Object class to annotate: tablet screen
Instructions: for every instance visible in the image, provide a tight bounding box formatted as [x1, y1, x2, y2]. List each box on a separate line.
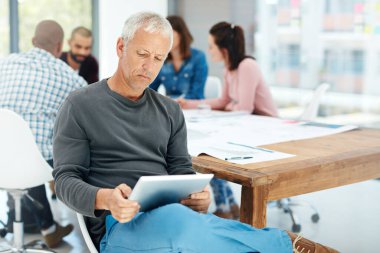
[129, 174, 213, 211]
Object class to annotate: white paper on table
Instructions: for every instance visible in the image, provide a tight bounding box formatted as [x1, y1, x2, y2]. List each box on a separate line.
[190, 141, 295, 165]
[184, 109, 250, 123]
[184, 110, 357, 165]
[185, 112, 358, 151]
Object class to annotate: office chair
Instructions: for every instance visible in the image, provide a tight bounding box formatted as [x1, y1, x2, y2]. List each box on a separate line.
[204, 76, 222, 99]
[273, 198, 319, 233]
[273, 84, 329, 232]
[299, 82, 330, 122]
[76, 213, 98, 253]
[157, 85, 167, 96]
[0, 109, 55, 253]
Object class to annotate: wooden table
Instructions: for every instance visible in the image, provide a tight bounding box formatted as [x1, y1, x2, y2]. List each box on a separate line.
[192, 128, 380, 227]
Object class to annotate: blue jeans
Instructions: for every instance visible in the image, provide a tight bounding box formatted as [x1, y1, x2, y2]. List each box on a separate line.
[210, 178, 237, 212]
[100, 204, 292, 253]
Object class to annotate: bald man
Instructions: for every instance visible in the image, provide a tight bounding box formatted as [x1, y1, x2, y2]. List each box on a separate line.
[60, 26, 99, 84]
[0, 20, 87, 248]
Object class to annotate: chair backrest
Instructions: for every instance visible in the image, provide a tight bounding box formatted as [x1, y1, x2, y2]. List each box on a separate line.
[0, 109, 53, 189]
[299, 83, 330, 122]
[204, 76, 222, 99]
[76, 213, 98, 253]
[157, 85, 166, 96]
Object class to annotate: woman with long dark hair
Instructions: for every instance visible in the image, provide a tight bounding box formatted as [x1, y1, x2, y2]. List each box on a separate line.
[150, 16, 208, 99]
[178, 22, 278, 219]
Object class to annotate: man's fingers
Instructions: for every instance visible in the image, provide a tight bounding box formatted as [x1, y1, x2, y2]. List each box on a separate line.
[189, 191, 210, 200]
[180, 188, 211, 214]
[181, 198, 209, 206]
[111, 202, 140, 223]
[116, 183, 132, 198]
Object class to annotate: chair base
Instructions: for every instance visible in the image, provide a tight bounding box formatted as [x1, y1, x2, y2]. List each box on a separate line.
[0, 239, 56, 253]
[275, 198, 320, 233]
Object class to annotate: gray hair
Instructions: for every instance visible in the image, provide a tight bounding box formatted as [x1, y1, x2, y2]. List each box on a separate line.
[121, 12, 173, 49]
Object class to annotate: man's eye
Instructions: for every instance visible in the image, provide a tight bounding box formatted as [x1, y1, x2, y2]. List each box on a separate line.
[137, 52, 147, 57]
[155, 57, 163, 62]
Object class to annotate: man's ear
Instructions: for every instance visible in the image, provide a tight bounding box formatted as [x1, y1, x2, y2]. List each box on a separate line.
[116, 37, 124, 57]
[55, 41, 63, 58]
[32, 37, 36, 47]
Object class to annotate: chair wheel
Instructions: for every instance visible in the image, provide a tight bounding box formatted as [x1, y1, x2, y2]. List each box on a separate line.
[292, 224, 301, 233]
[311, 214, 320, 223]
[0, 228, 7, 238]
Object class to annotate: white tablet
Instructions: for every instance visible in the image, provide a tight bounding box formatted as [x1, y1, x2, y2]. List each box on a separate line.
[129, 174, 214, 212]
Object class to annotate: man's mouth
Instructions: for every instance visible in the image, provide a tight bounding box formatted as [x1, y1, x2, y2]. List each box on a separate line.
[138, 75, 150, 80]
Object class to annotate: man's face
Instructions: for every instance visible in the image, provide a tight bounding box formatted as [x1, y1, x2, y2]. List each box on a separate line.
[118, 28, 171, 93]
[68, 34, 92, 63]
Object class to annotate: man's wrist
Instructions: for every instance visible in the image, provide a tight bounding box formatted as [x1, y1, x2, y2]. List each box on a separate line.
[95, 188, 113, 210]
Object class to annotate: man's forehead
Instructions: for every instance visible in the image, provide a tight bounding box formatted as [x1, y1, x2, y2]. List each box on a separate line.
[72, 34, 92, 43]
[128, 28, 171, 54]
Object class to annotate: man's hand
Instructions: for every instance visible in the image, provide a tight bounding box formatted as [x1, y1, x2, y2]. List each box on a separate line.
[180, 186, 211, 213]
[96, 184, 140, 223]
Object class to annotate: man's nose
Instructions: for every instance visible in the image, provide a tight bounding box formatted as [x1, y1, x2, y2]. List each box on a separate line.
[79, 48, 88, 56]
[142, 58, 155, 71]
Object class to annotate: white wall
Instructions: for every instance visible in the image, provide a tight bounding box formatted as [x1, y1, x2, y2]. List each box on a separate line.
[98, 0, 168, 78]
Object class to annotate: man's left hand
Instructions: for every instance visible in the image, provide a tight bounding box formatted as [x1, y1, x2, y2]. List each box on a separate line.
[180, 187, 211, 213]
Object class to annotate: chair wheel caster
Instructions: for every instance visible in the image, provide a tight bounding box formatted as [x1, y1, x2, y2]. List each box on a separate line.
[311, 213, 320, 223]
[292, 224, 301, 233]
[0, 228, 7, 238]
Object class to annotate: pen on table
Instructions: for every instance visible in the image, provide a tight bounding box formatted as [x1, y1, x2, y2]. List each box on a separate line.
[225, 156, 253, 161]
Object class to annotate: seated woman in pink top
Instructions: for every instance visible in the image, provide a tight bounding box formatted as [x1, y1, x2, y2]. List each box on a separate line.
[178, 22, 277, 116]
[178, 22, 277, 219]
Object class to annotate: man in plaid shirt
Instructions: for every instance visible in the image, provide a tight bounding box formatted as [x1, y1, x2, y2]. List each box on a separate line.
[0, 20, 87, 248]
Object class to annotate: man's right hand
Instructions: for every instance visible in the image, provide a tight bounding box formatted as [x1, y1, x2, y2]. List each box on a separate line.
[95, 184, 140, 223]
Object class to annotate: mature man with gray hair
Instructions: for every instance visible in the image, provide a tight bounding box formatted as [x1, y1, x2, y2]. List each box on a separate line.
[53, 12, 338, 253]
[0, 20, 87, 248]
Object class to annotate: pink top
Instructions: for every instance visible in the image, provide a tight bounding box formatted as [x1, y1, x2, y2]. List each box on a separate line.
[184, 58, 277, 116]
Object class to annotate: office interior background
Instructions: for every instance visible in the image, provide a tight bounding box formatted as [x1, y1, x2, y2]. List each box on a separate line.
[0, 0, 379, 252]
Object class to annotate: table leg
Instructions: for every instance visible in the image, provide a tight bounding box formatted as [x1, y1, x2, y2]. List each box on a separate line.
[240, 185, 268, 228]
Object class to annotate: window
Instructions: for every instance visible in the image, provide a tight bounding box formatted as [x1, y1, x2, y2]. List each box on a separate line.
[0, 0, 9, 57]
[18, 0, 92, 52]
[352, 50, 364, 74]
[275, 45, 300, 70]
[325, 0, 363, 14]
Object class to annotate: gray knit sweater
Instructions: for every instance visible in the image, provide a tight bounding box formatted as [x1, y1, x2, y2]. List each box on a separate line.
[53, 79, 194, 247]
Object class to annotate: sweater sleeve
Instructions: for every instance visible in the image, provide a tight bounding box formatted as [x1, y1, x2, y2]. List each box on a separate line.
[204, 71, 230, 110]
[228, 60, 259, 112]
[53, 97, 101, 217]
[166, 104, 195, 175]
[166, 103, 195, 175]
